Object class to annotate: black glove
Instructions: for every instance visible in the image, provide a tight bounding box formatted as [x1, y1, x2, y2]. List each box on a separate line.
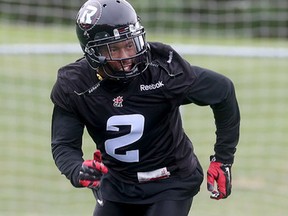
[79, 150, 108, 189]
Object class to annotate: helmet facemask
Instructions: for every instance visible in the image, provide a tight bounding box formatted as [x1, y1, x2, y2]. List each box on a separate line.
[84, 22, 149, 80]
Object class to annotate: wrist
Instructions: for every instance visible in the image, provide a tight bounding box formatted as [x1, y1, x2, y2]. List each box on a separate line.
[71, 164, 84, 188]
[210, 155, 233, 165]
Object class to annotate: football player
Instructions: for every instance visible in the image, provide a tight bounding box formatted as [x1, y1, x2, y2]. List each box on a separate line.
[50, 0, 240, 215]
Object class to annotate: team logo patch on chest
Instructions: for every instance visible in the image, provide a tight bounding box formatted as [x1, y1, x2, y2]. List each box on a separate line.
[113, 96, 124, 107]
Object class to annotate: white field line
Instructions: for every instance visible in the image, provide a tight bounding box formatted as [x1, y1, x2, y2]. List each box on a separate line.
[0, 43, 288, 58]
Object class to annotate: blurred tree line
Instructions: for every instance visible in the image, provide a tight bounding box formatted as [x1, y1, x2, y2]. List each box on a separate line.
[0, 0, 287, 38]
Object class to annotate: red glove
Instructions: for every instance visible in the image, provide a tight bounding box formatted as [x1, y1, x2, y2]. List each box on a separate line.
[207, 156, 232, 200]
[79, 150, 108, 189]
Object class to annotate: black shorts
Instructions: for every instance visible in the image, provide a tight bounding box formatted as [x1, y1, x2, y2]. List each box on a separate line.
[93, 197, 193, 216]
[99, 161, 204, 204]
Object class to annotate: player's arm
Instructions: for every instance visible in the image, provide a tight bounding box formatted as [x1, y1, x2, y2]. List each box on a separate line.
[50, 72, 108, 189]
[51, 105, 85, 187]
[184, 67, 240, 199]
[51, 105, 108, 189]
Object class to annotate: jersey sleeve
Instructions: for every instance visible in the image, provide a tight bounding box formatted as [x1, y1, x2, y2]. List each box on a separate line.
[51, 105, 85, 187]
[50, 68, 85, 187]
[184, 67, 240, 164]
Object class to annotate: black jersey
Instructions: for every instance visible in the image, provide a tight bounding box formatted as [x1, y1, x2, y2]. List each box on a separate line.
[51, 42, 240, 203]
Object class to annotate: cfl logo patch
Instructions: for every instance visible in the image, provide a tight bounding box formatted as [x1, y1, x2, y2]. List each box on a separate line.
[113, 96, 124, 107]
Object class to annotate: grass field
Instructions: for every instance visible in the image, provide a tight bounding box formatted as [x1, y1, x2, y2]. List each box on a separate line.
[0, 24, 287, 215]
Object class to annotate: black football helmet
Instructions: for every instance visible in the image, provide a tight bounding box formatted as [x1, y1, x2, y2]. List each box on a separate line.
[76, 0, 149, 80]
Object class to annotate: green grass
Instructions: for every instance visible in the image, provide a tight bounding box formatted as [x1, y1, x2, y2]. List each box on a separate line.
[0, 24, 288, 215]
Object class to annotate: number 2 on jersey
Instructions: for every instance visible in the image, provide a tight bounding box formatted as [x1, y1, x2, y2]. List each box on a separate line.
[105, 114, 144, 162]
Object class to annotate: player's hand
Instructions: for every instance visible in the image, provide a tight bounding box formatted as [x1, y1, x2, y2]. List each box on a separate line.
[79, 150, 108, 189]
[207, 156, 232, 200]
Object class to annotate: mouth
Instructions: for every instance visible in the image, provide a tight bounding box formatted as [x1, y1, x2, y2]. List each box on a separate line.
[118, 63, 134, 72]
[123, 65, 132, 71]
[107, 60, 135, 72]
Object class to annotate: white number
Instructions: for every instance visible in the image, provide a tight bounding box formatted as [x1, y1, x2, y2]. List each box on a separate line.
[105, 114, 144, 162]
[80, 5, 98, 24]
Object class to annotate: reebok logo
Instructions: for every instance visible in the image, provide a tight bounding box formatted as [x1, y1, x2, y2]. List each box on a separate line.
[140, 81, 164, 91]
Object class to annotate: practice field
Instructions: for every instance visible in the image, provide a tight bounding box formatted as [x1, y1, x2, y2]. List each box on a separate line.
[0, 26, 287, 215]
